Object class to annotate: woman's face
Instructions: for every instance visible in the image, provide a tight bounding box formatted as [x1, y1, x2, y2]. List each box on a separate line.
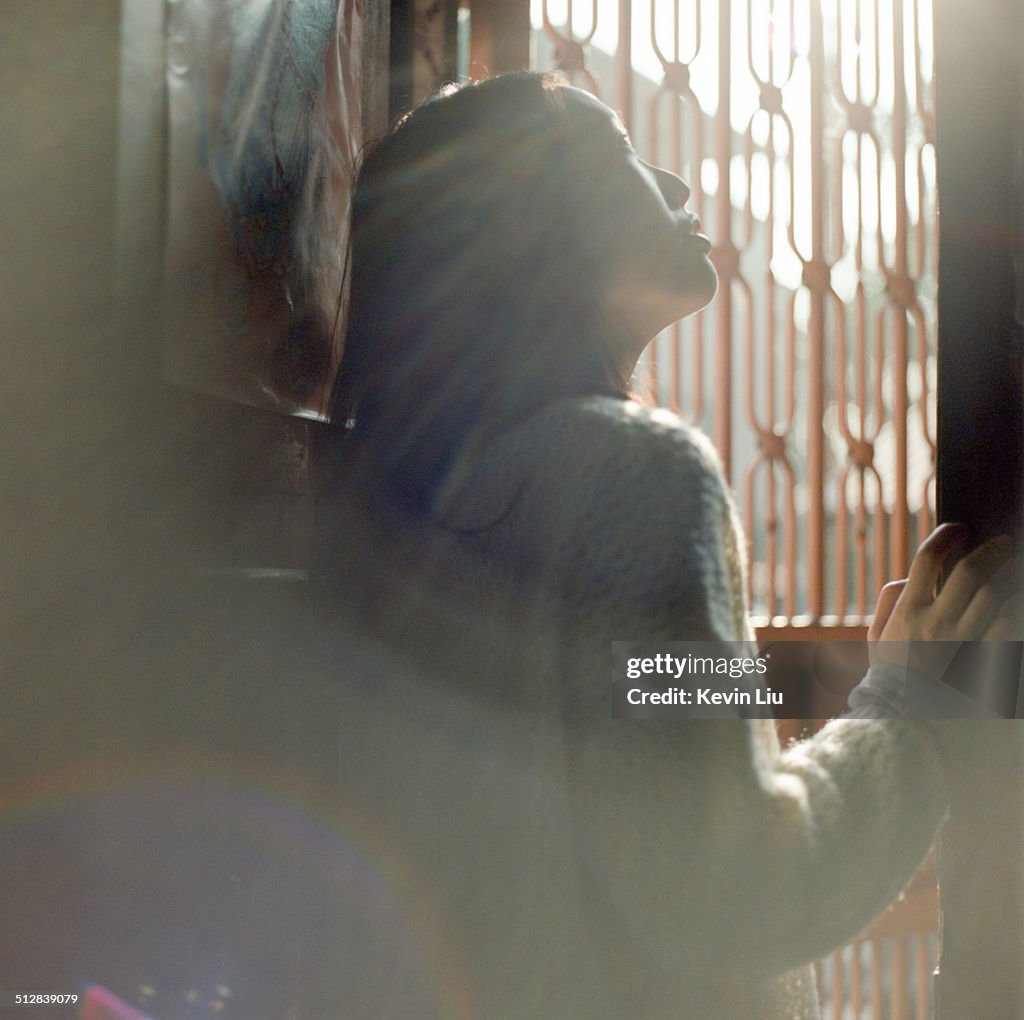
[556, 87, 718, 356]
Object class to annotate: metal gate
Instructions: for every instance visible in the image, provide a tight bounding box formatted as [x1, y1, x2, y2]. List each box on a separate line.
[532, 0, 938, 625]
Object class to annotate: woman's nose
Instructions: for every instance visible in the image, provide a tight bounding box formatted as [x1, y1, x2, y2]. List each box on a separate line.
[648, 163, 691, 208]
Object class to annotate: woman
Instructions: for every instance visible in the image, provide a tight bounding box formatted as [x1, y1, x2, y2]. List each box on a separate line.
[323, 72, 1015, 1018]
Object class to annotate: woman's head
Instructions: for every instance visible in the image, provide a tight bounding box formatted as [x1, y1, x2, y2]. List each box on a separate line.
[552, 86, 718, 346]
[334, 72, 715, 514]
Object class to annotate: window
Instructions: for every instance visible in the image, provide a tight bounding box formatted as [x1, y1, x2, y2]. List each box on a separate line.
[532, 0, 937, 624]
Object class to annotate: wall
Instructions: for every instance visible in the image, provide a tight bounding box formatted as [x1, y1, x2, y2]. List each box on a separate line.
[1, 0, 130, 773]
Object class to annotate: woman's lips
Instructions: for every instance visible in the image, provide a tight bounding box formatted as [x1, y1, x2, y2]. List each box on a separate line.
[680, 217, 712, 251]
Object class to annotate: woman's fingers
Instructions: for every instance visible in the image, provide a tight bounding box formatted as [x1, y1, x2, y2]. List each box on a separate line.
[871, 525, 1017, 652]
[901, 522, 971, 606]
[869, 527, 1019, 679]
[868, 580, 906, 642]
[933, 534, 1015, 636]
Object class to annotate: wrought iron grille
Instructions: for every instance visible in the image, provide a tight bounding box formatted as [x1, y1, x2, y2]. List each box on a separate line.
[533, 0, 937, 624]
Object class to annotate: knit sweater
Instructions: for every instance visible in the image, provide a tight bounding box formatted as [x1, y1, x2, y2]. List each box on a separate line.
[324, 395, 949, 1019]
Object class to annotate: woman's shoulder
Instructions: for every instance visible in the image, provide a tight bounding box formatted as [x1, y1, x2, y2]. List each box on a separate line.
[516, 397, 751, 642]
[525, 395, 730, 507]
[522, 394, 724, 476]
[437, 394, 733, 529]
[435, 393, 751, 642]
[435, 395, 729, 532]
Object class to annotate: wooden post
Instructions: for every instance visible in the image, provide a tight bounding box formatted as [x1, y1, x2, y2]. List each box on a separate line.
[467, 0, 531, 79]
[933, 0, 1024, 1016]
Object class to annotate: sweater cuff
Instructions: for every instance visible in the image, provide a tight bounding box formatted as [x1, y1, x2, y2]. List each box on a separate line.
[847, 662, 1001, 719]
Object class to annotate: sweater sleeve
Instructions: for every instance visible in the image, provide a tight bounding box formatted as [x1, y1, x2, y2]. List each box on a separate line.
[521, 398, 948, 979]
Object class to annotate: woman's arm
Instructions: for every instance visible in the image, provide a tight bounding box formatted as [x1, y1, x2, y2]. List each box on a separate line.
[527, 399, 949, 977]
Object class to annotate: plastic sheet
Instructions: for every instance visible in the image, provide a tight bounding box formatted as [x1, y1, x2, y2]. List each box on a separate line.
[123, 0, 364, 419]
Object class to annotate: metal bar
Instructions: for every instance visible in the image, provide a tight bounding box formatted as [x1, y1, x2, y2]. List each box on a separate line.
[713, 0, 733, 478]
[831, 949, 843, 1016]
[804, 0, 827, 618]
[914, 935, 930, 1020]
[892, 936, 909, 1019]
[870, 940, 882, 1020]
[615, 0, 633, 129]
[889, 0, 910, 577]
[851, 940, 862, 1015]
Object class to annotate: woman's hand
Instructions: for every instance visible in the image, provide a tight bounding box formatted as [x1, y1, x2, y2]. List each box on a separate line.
[869, 523, 1020, 676]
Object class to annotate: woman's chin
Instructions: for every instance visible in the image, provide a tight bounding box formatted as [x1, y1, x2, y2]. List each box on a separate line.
[669, 272, 718, 324]
[608, 273, 718, 346]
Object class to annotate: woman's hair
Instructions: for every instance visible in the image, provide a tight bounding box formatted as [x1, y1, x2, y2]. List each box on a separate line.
[331, 71, 631, 516]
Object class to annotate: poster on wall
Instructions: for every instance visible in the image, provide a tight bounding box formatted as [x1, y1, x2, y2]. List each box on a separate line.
[119, 0, 364, 419]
